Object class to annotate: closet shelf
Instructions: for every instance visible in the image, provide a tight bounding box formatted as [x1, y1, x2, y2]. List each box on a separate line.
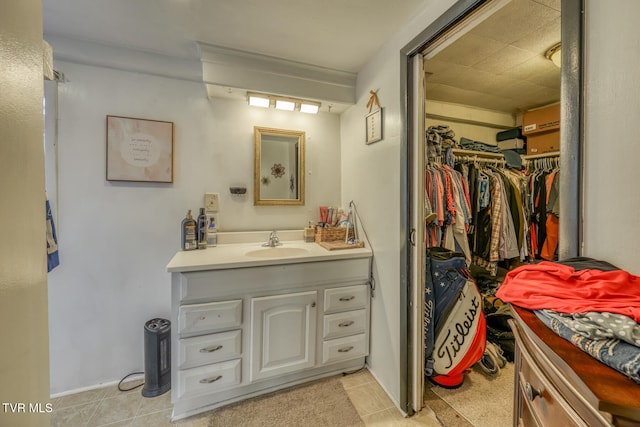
[452, 148, 505, 159]
[426, 113, 514, 130]
[522, 151, 560, 160]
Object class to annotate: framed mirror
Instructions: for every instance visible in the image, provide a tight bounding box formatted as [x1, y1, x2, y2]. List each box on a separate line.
[254, 126, 305, 206]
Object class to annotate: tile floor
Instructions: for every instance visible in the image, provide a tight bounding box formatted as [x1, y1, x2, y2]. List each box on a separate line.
[50, 370, 460, 426]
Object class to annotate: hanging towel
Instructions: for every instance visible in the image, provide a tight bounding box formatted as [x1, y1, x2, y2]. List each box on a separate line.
[46, 199, 59, 272]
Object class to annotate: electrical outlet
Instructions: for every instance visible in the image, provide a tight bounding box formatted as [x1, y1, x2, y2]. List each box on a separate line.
[205, 193, 219, 212]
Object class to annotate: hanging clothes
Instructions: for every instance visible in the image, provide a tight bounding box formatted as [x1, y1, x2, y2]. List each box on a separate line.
[453, 157, 529, 275]
[425, 163, 473, 265]
[523, 156, 560, 260]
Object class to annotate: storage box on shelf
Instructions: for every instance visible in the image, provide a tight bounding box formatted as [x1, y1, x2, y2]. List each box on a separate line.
[523, 104, 560, 135]
[496, 126, 524, 141]
[526, 131, 559, 155]
[523, 104, 560, 155]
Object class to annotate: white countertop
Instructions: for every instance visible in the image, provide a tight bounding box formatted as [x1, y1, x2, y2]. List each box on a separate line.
[166, 234, 372, 273]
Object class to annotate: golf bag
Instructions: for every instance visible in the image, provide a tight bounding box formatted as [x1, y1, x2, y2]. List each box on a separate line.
[424, 247, 486, 388]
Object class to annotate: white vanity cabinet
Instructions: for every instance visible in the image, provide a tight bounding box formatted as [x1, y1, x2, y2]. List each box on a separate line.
[173, 300, 243, 401]
[321, 285, 369, 364]
[250, 290, 317, 381]
[168, 249, 371, 422]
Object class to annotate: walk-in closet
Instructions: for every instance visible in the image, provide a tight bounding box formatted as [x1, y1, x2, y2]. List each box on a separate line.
[407, 0, 569, 417]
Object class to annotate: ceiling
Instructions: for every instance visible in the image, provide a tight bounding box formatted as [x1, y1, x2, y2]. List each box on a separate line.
[42, 0, 426, 74]
[424, 0, 561, 115]
[42, 0, 560, 116]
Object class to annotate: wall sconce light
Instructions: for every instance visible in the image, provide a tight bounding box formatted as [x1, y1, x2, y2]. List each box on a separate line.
[247, 92, 321, 114]
[545, 42, 561, 68]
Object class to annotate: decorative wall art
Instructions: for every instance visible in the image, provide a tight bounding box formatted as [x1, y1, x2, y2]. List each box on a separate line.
[366, 109, 383, 144]
[106, 115, 174, 183]
[271, 163, 285, 178]
[365, 90, 383, 145]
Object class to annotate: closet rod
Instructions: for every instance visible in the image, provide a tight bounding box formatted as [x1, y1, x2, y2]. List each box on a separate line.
[521, 151, 560, 160]
[426, 113, 514, 130]
[452, 148, 504, 159]
[454, 155, 506, 166]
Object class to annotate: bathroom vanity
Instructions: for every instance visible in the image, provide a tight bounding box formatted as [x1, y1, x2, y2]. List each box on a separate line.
[166, 231, 372, 421]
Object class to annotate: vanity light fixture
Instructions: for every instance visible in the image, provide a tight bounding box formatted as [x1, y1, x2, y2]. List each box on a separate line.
[247, 92, 321, 114]
[275, 99, 296, 111]
[545, 42, 561, 68]
[248, 93, 270, 108]
[299, 101, 320, 114]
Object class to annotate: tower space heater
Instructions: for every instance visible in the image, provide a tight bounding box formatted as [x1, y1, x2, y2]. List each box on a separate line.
[142, 318, 171, 397]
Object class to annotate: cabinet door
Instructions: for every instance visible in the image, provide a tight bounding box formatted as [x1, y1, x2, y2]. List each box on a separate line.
[250, 291, 317, 382]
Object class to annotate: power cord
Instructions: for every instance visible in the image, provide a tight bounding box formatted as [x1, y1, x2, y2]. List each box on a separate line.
[117, 372, 144, 392]
[342, 365, 367, 376]
[349, 200, 376, 297]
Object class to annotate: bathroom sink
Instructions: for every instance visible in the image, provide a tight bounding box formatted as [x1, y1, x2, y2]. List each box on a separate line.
[244, 247, 310, 258]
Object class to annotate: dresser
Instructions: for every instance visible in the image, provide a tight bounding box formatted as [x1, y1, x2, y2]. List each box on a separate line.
[509, 305, 640, 427]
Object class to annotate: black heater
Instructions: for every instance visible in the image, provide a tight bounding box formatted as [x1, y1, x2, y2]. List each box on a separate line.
[142, 318, 171, 397]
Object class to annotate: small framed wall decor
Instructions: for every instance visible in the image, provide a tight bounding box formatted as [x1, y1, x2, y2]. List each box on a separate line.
[365, 108, 383, 144]
[106, 115, 174, 183]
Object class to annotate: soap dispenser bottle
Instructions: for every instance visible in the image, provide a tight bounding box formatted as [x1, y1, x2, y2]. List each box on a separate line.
[181, 210, 197, 251]
[196, 208, 208, 249]
[207, 214, 218, 247]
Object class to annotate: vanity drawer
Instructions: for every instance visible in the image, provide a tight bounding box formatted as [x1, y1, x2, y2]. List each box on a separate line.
[324, 285, 367, 313]
[178, 300, 242, 335]
[519, 342, 587, 427]
[178, 330, 242, 369]
[322, 334, 366, 364]
[175, 359, 241, 400]
[323, 309, 366, 340]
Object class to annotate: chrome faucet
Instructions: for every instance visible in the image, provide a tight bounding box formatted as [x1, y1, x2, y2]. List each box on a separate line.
[262, 230, 281, 247]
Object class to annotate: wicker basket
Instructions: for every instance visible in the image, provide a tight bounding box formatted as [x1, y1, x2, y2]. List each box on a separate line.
[314, 226, 355, 243]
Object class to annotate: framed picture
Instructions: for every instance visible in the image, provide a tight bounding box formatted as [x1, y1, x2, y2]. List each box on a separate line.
[106, 115, 174, 183]
[365, 108, 383, 144]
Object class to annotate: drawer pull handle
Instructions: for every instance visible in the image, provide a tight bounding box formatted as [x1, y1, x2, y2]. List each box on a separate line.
[338, 346, 354, 353]
[338, 321, 355, 327]
[525, 382, 543, 401]
[199, 375, 222, 384]
[339, 296, 355, 302]
[200, 345, 223, 353]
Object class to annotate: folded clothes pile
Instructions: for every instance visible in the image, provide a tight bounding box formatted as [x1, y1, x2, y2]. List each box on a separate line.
[459, 137, 502, 153]
[426, 125, 457, 162]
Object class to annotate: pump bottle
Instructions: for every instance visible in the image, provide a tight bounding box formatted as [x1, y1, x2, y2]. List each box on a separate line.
[181, 210, 197, 251]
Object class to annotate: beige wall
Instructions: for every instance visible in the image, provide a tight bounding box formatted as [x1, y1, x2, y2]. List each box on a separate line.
[0, 1, 51, 426]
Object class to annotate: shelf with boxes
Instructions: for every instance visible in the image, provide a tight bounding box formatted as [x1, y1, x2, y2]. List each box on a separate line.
[522, 104, 560, 156]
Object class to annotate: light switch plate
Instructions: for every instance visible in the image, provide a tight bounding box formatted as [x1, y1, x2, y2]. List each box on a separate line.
[205, 193, 219, 212]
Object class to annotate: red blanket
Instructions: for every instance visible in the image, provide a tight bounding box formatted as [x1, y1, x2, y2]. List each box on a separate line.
[496, 262, 640, 322]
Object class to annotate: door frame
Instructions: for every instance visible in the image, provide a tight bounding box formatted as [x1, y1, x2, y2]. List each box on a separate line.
[399, 0, 584, 414]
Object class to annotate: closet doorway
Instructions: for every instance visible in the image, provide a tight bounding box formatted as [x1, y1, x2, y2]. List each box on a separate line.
[401, 0, 583, 415]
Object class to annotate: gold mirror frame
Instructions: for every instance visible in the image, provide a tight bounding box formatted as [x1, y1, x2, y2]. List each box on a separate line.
[254, 126, 305, 206]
